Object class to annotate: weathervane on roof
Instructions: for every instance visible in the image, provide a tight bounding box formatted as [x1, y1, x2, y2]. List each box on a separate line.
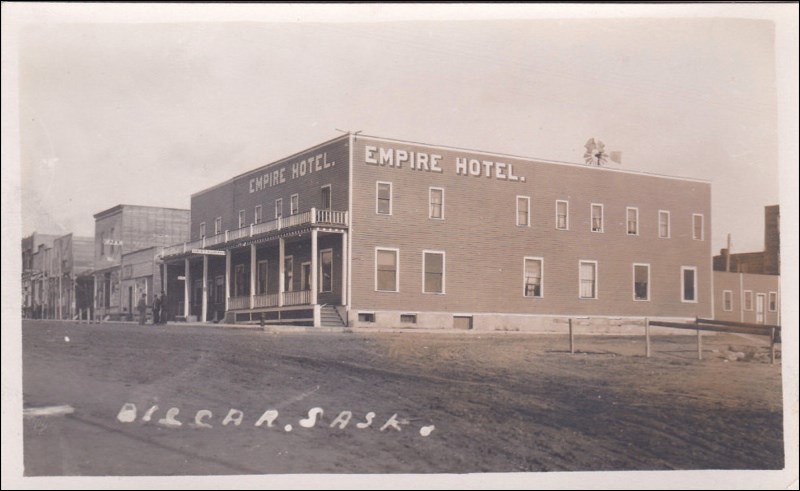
[584, 138, 622, 167]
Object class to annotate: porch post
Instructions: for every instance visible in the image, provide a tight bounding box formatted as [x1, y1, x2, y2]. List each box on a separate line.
[202, 255, 208, 322]
[71, 276, 77, 320]
[250, 244, 256, 309]
[225, 250, 231, 312]
[184, 258, 190, 319]
[311, 229, 318, 306]
[92, 273, 98, 321]
[341, 231, 348, 307]
[278, 238, 285, 307]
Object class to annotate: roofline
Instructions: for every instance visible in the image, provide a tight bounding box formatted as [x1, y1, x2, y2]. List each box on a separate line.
[191, 133, 350, 198]
[121, 245, 158, 257]
[53, 232, 94, 242]
[93, 204, 190, 219]
[357, 134, 712, 184]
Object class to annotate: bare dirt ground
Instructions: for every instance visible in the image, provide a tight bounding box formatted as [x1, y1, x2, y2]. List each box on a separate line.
[20, 320, 784, 475]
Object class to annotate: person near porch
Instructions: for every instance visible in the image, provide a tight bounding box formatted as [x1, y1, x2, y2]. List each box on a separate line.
[152, 293, 162, 325]
[137, 293, 147, 325]
[159, 291, 168, 324]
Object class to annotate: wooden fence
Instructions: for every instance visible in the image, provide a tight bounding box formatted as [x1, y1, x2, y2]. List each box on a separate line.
[567, 317, 781, 364]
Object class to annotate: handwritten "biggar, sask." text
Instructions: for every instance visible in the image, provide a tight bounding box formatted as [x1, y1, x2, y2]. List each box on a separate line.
[117, 403, 436, 437]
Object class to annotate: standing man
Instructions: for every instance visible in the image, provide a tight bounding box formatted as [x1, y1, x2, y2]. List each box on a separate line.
[137, 293, 147, 325]
[159, 290, 168, 324]
[152, 293, 162, 325]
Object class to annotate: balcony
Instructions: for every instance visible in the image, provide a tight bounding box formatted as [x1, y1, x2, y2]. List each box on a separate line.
[228, 290, 311, 311]
[161, 208, 347, 259]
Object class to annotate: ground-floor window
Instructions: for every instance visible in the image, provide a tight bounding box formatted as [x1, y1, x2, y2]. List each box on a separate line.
[633, 263, 649, 301]
[723, 290, 733, 311]
[193, 279, 203, 305]
[215, 276, 225, 303]
[768, 292, 777, 312]
[423, 251, 445, 294]
[301, 262, 311, 291]
[376, 248, 399, 292]
[320, 249, 333, 293]
[681, 266, 697, 303]
[234, 264, 246, 297]
[523, 257, 543, 298]
[579, 261, 597, 299]
[257, 260, 268, 295]
[285, 256, 294, 292]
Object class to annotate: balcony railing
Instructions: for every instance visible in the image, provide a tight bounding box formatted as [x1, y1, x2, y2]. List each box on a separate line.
[160, 208, 347, 259]
[316, 209, 348, 225]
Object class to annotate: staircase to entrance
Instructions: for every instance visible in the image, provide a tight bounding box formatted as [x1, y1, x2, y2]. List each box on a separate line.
[320, 305, 347, 328]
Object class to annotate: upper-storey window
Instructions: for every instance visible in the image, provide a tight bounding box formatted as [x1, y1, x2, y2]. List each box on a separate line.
[377, 182, 392, 215]
[626, 207, 639, 235]
[693, 214, 704, 241]
[290, 194, 299, 216]
[591, 204, 604, 232]
[275, 199, 283, 219]
[214, 217, 222, 235]
[556, 200, 569, 230]
[199, 222, 206, 239]
[238, 210, 246, 229]
[516, 196, 530, 227]
[659, 210, 670, 238]
[321, 185, 332, 210]
[254, 205, 262, 224]
[429, 188, 444, 219]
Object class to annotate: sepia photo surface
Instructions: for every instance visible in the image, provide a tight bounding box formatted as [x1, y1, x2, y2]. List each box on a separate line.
[2, 3, 798, 489]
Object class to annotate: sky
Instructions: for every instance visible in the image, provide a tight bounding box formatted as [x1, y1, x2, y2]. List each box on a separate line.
[14, 7, 785, 254]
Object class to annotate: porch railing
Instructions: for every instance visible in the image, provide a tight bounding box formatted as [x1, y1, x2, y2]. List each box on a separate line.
[161, 209, 348, 259]
[282, 290, 311, 306]
[252, 293, 280, 308]
[228, 296, 250, 310]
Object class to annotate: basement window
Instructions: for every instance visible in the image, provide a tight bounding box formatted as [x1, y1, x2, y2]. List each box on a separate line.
[358, 312, 375, 323]
[400, 314, 417, 324]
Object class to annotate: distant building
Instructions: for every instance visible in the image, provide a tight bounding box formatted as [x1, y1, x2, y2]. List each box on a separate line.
[52, 233, 95, 319]
[714, 271, 779, 325]
[713, 205, 780, 275]
[712, 205, 780, 325]
[93, 205, 190, 320]
[21, 232, 59, 319]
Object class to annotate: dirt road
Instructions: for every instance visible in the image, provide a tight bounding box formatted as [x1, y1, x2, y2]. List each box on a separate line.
[21, 320, 783, 475]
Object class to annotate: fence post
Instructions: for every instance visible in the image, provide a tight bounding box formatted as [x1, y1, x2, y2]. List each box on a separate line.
[770, 327, 776, 365]
[645, 317, 651, 358]
[696, 317, 702, 360]
[569, 318, 575, 355]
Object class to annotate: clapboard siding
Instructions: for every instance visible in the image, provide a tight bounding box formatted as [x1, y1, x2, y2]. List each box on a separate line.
[349, 135, 712, 318]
